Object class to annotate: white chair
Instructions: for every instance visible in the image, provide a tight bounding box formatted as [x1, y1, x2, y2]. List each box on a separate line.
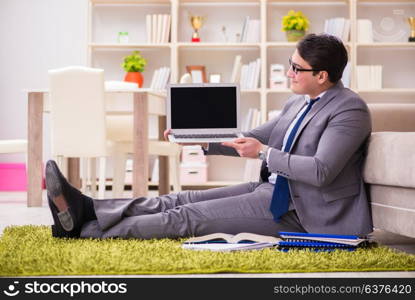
[48, 66, 181, 198]
[49, 66, 121, 198]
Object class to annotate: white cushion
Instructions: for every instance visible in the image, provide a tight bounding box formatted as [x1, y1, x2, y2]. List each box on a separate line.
[0, 139, 27, 154]
[363, 132, 415, 188]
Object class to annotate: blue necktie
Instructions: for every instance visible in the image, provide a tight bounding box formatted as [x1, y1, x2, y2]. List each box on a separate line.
[270, 97, 319, 222]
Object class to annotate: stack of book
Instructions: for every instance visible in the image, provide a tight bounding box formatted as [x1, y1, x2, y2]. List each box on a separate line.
[150, 67, 171, 90]
[356, 65, 382, 90]
[324, 18, 350, 42]
[240, 16, 260, 43]
[277, 232, 369, 252]
[146, 14, 171, 44]
[182, 232, 370, 252]
[239, 58, 261, 90]
[230, 55, 261, 89]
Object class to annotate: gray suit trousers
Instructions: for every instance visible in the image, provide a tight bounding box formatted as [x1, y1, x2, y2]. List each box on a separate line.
[80, 182, 306, 239]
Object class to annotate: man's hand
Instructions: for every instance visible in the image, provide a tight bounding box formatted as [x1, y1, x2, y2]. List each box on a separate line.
[163, 129, 172, 141]
[163, 129, 208, 148]
[222, 137, 263, 158]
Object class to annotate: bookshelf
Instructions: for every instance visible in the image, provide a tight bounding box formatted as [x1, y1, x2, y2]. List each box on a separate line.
[87, 0, 415, 187]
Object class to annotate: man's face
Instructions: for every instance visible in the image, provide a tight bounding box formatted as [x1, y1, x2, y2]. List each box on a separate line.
[287, 50, 321, 95]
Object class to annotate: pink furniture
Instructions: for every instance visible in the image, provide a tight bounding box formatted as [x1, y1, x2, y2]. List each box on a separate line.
[0, 163, 27, 191]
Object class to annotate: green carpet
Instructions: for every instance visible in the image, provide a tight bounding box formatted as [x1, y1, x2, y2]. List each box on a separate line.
[1, 225, 414, 276]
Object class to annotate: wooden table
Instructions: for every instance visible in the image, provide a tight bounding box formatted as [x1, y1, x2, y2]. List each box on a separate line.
[27, 88, 169, 207]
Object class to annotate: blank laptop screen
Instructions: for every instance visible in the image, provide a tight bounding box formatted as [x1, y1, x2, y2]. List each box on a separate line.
[170, 86, 237, 129]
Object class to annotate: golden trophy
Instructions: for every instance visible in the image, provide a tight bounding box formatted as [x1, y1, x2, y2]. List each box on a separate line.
[408, 17, 415, 42]
[190, 15, 205, 42]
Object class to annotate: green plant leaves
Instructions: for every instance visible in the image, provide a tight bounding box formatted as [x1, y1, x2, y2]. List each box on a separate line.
[281, 10, 310, 32]
[121, 50, 147, 73]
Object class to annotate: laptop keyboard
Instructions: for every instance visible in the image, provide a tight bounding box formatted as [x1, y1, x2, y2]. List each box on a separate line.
[173, 133, 239, 139]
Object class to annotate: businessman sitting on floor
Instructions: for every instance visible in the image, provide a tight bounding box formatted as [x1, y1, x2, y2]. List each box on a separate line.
[46, 33, 373, 239]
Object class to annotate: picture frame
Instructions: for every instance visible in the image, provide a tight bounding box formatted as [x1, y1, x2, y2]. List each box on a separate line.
[209, 74, 221, 83]
[186, 65, 207, 83]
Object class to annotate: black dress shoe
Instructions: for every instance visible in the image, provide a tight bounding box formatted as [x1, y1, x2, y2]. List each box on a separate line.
[49, 197, 80, 238]
[46, 160, 85, 238]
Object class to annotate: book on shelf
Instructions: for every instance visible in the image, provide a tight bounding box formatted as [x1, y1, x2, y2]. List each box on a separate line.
[247, 61, 255, 89]
[250, 108, 260, 129]
[165, 15, 171, 43]
[151, 14, 157, 43]
[239, 58, 260, 89]
[240, 16, 250, 42]
[230, 55, 242, 83]
[324, 18, 350, 42]
[252, 58, 261, 89]
[357, 19, 373, 43]
[146, 14, 171, 43]
[240, 17, 260, 43]
[146, 14, 152, 43]
[157, 14, 163, 43]
[370, 65, 382, 90]
[150, 67, 171, 90]
[240, 64, 249, 89]
[246, 19, 260, 43]
[356, 65, 382, 90]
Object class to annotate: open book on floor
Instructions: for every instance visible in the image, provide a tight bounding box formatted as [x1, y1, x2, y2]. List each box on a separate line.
[182, 231, 371, 252]
[182, 232, 281, 252]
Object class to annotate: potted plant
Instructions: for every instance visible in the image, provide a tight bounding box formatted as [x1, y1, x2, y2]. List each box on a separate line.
[121, 50, 147, 87]
[281, 10, 310, 42]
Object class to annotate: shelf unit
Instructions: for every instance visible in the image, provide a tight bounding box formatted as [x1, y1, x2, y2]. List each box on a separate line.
[87, 0, 415, 185]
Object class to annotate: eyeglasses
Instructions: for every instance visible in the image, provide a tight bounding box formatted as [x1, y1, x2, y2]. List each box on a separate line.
[288, 58, 321, 75]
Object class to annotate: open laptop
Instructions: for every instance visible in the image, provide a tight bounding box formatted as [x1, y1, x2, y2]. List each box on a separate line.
[167, 83, 243, 143]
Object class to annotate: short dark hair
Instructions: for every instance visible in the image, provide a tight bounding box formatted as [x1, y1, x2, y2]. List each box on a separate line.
[297, 33, 348, 83]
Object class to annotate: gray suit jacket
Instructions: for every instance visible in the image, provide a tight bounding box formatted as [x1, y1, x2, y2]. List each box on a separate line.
[208, 82, 373, 235]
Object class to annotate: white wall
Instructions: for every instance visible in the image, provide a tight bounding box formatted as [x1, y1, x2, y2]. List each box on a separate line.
[0, 0, 87, 162]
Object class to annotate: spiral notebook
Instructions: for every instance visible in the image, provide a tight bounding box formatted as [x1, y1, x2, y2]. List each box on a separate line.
[277, 241, 358, 252]
[278, 232, 369, 246]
